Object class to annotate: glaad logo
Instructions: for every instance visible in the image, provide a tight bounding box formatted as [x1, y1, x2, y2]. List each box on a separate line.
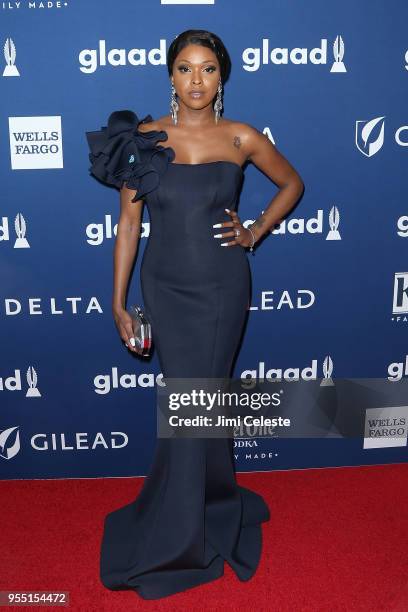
[9, 116, 63, 170]
[241, 355, 334, 383]
[79, 39, 167, 74]
[355, 116, 385, 157]
[0, 426, 20, 460]
[86, 214, 151, 246]
[392, 272, 408, 322]
[242, 35, 347, 72]
[397, 215, 408, 237]
[3, 37, 19, 77]
[94, 367, 165, 394]
[364, 406, 407, 449]
[0, 213, 31, 248]
[1, 367, 42, 397]
[244, 206, 341, 240]
[387, 355, 408, 381]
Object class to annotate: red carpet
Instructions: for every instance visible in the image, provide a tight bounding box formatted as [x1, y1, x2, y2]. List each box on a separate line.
[1, 464, 407, 611]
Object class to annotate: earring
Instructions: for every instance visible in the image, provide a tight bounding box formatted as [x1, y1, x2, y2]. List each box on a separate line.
[170, 81, 179, 125]
[214, 79, 223, 124]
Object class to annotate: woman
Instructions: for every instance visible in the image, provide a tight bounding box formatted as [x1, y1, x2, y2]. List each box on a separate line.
[86, 29, 303, 600]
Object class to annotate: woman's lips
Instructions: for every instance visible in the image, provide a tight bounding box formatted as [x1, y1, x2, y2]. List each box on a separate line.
[189, 92, 204, 98]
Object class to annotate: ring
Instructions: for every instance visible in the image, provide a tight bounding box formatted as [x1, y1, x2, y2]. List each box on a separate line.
[234, 228, 241, 237]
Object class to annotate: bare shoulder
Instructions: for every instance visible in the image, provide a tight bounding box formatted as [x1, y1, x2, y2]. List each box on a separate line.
[137, 114, 172, 133]
[221, 118, 274, 162]
[226, 118, 303, 189]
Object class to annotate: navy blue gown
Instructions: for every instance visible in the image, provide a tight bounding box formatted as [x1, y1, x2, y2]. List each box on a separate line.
[86, 110, 270, 600]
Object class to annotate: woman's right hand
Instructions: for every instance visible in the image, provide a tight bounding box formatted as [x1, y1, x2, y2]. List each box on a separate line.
[113, 306, 143, 355]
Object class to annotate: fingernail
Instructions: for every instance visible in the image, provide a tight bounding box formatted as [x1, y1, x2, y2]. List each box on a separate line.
[213, 234, 223, 238]
[213, 223, 222, 228]
[129, 337, 136, 347]
[220, 242, 228, 246]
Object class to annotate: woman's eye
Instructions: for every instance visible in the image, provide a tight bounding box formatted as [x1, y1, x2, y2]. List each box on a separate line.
[177, 65, 217, 73]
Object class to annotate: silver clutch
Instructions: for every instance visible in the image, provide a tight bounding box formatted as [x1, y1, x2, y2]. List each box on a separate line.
[128, 304, 152, 356]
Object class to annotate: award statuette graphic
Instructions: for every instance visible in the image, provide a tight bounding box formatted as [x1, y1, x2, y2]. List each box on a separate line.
[26, 366, 41, 398]
[330, 34, 346, 73]
[14, 213, 30, 249]
[326, 205, 341, 241]
[320, 355, 334, 387]
[3, 37, 19, 77]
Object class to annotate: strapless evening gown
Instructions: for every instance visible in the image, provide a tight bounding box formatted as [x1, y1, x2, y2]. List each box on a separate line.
[86, 110, 270, 600]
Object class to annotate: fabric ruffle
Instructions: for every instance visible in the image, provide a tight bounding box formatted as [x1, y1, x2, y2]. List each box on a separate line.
[85, 109, 175, 203]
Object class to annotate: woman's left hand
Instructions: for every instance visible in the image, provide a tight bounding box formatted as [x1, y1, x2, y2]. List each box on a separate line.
[212, 209, 254, 248]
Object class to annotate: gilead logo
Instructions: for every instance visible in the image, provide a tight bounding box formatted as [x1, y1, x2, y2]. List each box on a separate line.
[249, 290, 316, 311]
[356, 116, 408, 156]
[31, 432, 128, 451]
[0, 427, 129, 459]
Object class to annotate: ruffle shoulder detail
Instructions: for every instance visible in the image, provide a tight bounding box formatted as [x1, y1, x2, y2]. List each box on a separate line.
[85, 109, 175, 202]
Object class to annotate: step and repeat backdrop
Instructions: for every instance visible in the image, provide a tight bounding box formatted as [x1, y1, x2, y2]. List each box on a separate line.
[1, 0, 407, 480]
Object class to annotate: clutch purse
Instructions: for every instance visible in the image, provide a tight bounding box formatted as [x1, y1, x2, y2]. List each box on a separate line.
[128, 304, 152, 356]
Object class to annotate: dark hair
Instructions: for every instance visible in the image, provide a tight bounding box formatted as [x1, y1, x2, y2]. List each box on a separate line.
[167, 29, 231, 85]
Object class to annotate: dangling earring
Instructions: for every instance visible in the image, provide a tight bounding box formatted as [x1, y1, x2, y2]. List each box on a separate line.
[214, 79, 223, 124]
[170, 81, 179, 125]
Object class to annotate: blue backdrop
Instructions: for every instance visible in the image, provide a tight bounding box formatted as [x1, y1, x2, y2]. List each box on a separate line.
[1, 0, 407, 479]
